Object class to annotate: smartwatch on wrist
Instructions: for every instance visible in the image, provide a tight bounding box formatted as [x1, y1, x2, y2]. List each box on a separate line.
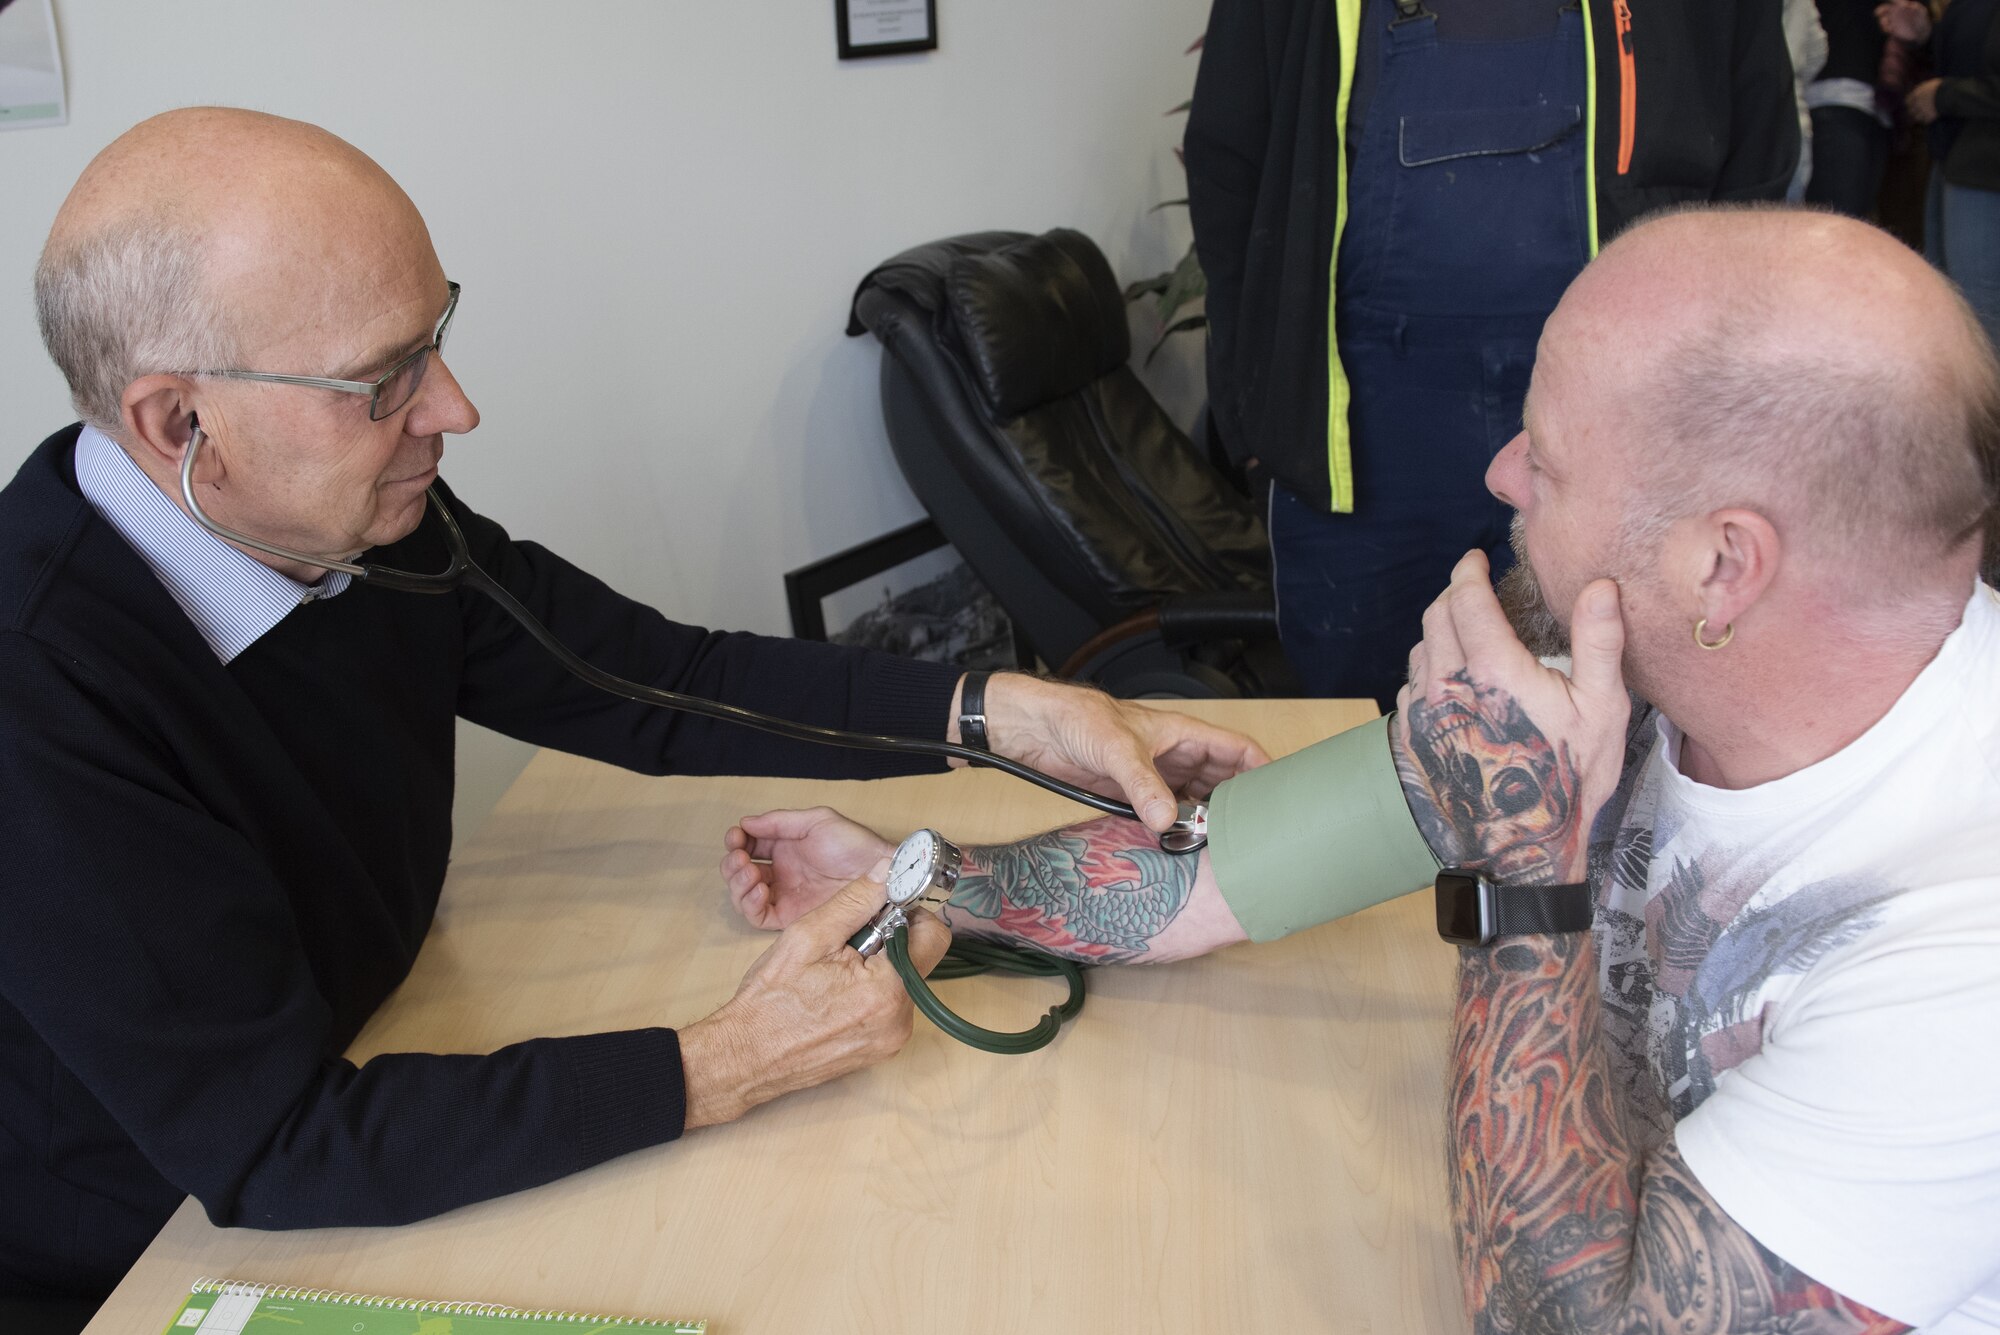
[1434, 867, 1593, 946]
[957, 670, 994, 752]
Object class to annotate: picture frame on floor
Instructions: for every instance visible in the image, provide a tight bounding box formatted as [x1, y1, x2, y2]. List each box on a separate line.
[785, 519, 1030, 670]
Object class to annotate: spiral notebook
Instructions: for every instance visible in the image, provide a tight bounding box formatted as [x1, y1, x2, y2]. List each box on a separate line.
[160, 1277, 705, 1334]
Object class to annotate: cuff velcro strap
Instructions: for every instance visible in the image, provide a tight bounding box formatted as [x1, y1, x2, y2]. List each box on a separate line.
[1207, 714, 1442, 943]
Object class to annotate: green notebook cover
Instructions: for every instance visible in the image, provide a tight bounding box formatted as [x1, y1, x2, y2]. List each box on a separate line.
[161, 1278, 705, 1335]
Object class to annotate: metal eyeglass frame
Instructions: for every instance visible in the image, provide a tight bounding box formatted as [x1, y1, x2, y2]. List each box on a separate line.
[188, 281, 460, 421]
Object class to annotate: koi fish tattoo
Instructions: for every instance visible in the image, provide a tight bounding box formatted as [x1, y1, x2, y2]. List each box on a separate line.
[948, 817, 1197, 964]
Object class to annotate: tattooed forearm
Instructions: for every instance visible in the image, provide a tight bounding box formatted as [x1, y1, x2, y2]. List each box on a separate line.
[1394, 669, 1585, 884]
[1453, 933, 1641, 1330]
[947, 817, 1199, 964]
[1452, 933, 1908, 1335]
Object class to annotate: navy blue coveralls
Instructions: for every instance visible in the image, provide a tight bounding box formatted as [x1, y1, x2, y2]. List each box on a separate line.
[1268, 0, 1591, 708]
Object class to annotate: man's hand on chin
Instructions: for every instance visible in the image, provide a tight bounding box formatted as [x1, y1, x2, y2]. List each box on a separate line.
[1393, 550, 1629, 882]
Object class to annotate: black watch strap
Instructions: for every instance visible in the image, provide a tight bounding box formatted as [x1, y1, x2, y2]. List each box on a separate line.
[957, 671, 993, 751]
[1491, 883, 1594, 938]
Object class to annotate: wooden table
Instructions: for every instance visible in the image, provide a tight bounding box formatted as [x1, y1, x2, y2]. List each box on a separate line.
[86, 699, 1466, 1335]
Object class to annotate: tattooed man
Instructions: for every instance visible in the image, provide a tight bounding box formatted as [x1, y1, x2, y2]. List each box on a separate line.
[724, 208, 2000, 1335]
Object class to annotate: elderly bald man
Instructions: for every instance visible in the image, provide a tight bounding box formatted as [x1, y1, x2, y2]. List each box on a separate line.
[0, 108, 1269, 1316]
[729, 207, 2000, 1332]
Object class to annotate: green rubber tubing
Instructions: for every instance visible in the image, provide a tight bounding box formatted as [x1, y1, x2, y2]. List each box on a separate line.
[887, 927, 1086, 1055]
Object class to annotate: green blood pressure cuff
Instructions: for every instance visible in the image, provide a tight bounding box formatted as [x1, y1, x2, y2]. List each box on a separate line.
[1206, 714, 1442, 943]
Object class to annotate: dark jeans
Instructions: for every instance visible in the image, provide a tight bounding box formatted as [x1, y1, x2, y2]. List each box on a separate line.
[1926, 164, 2000, 350]
[1805, 105, 1889, 219]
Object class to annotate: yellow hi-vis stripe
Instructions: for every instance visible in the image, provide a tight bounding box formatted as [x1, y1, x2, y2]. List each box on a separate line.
[1581, 0, 1601, 256]
[1323, 0, 1602, 515]
[1325, 0, 1362, 514]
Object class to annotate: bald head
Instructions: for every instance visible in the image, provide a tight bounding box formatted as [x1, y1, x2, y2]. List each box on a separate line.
[37, 108, 438, 431]
[1549, 206, 1997, 599]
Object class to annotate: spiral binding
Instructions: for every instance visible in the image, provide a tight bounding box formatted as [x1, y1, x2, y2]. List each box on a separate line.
[188, 1278, 705, 1330]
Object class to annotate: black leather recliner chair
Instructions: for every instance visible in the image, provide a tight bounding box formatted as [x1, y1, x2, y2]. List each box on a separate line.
[846, 229, 1294, 697]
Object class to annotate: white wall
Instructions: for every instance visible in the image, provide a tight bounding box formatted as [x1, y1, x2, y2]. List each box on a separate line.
[0, 1, 1210, 835]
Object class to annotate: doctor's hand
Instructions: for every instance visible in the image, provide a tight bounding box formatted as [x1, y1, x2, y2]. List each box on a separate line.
[678, 860, 950, 1130]
[954, 673, 1271, 833]
[722, 806, 893, 929]
[1394, 551, 1629, 885]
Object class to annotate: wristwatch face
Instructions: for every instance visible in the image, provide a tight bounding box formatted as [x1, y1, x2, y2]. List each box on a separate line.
[1435, 869, 1492, 946]
[887, 829, 942, 906]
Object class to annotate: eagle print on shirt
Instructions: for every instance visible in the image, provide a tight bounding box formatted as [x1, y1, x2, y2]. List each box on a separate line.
[1587, 707, 1899, 1135]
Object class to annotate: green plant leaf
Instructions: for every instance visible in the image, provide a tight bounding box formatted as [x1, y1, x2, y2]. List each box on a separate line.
[1165, 99, 1191, 116]
[1123, 273, 1171, 301]
[1144, 314, 1209, 366]
[1155, 245, 1207, 325]
[1148, 199, 1189, 213]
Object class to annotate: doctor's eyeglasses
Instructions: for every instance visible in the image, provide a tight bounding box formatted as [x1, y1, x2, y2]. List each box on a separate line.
[189, 281, 460, 421]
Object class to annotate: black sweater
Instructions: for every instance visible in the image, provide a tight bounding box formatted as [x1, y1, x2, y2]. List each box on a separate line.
[1185, 0, 1801, 508]
[1934, 0, 2000, 192]
[1814, 0, 1887, 86]
[0, 427, 958, 1298]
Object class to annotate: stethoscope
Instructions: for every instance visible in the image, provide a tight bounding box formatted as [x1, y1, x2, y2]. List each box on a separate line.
[180, 427, 1208, 1053]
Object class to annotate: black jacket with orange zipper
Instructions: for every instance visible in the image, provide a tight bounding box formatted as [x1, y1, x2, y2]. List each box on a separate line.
[1186, 0, 1800, 514]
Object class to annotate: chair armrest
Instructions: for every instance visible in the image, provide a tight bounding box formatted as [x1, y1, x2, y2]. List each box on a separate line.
[1053, 590, 1278, 680]
[1156, 590, 1278, 647]
[1056, 611, 1163, 679]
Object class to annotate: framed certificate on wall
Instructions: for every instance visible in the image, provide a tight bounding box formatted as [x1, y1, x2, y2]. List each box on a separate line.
[836, 0, 938, 59]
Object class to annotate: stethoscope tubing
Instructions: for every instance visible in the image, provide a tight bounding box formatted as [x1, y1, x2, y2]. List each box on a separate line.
[889, 926, 1084, 1054]
[179, 432, 1139, 823]
[181, 433, 1106, 1052]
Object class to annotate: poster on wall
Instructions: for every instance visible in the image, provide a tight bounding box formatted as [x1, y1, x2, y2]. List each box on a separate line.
[836, 0, 937, 59]
[0, 0, 65, 131]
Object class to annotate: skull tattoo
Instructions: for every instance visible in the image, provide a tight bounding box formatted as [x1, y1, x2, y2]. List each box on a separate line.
[1400, 670, 1579, 883]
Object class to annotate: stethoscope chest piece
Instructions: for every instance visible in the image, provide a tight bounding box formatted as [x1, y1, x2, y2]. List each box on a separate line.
[1159, 799, 1208, 854]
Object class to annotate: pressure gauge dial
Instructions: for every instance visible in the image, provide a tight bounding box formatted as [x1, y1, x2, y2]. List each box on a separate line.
[851, 828, 963, 958]
[887, 828, 962, 907]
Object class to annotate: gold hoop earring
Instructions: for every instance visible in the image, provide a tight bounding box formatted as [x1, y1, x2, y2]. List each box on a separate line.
[1693, 618, 1734, 650]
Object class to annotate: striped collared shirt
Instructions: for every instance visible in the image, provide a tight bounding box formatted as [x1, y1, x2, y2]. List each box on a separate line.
[73, 424, 353, 664]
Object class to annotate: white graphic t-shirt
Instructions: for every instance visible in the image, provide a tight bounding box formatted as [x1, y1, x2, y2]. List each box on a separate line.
[1587, 584, 2000, 1332]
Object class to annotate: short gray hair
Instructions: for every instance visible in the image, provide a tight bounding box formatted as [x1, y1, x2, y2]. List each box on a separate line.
[34, 213, 238, 433]
[1618, 292, 1997, 596]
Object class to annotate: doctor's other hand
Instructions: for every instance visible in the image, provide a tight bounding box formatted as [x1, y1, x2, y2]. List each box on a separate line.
[723, 806, 893, 929]
[678, 861, 951, 1130]
[955, 672, 1271, 833]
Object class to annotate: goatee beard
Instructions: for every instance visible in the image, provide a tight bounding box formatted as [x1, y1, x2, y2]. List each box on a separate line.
[1497, 519, 1571, 658]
